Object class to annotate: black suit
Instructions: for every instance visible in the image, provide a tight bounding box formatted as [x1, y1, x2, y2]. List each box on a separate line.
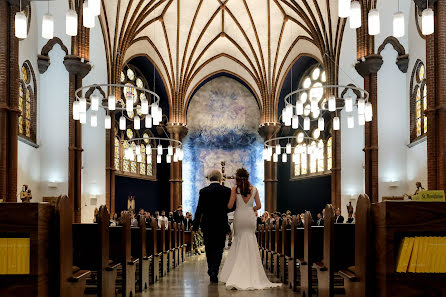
[192, 182, 232, 279]
[316, 218, 324, 226]
[335, 215, 344, 223]
[184, 218, 192, 231]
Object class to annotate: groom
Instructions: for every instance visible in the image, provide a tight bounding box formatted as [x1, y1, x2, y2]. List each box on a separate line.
[192, 170, 233, 283]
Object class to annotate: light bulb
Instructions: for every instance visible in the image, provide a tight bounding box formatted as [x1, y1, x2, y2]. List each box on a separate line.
[422, 8, 434, 35]
[178, 148, 184, 161]
[292, 115, 299, 129]
[105, 115, 111, 129]
[89, 0, 100, 16]
[328, 95, 336, 112]
[393, 12, 405, 38]
[286, 143, 292, 154]
[357, 98, 365, 114]
[296, 100, 303, 115]
[267, 146, 273, 157]
[263, 148, 268, 160]
[126, 98, 133, 113]
[119, 116, 126, 130]
[79, 112, 86, 124]
[73, 101, 80, 120]
[333, 116, 340, 130]
[166, 155, 171, 164]
[141, 99, 149, 114]
[108, 95, 116, 111]
[282, 153, 287, 163]
[345, 96, 353, 112]
[91, 95, 99, 111]
[347, 115, 354, 128]
[338, 0, 351, 18]
[273, 154, 278, 163]
[157, 155, 161, 164]
[318, 117, 325, 131]
[157, 144, 163, 155]
[89, 113, 96, 127]
[15, 11, 27, 39]
[144, 115, 152, 128]
[173, 153, 179, 163]
[350, 1, 361, 29]
[80, 97, 87, 113]
[66, 9, 78, 36]
[134, 115, 140, 130]
[168, 145, 173, 156]
[266, 152, 271, 162]
[135, 146, 141, 155]
[83, 2, 95, 28]
[358, 113, 365, 126]
[42, 13, 54, 39]
[304, 117, 310, 131]
[146, 144, 152, 155]
[275, 144, 281, 155]
[365, 102, 373, 122]
[368, 9, 380, 35]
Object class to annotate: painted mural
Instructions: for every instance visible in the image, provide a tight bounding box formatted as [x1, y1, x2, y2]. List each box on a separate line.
[182, 76, 264, 215]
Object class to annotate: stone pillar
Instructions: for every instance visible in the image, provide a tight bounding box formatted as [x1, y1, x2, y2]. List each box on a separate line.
[259, 123, 280, 212]
[0, 1, 19, 202]
[66, 4, 91, 222]
[426, 0, 446, 192]
[166, 124, 188, 211]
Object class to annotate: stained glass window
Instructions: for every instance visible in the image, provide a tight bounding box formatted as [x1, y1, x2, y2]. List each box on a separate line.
[114, 137, 120, 170]
[327, 137, 332, 171]
[301, 152, 307, 175]
[18, 61, 36, 143]
[294, 154, 301, 176]
[412, 61, 427, 140]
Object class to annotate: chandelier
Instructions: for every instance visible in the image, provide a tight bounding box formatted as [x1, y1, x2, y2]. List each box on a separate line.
[122, 137, 183, 164]
[263, 134, 324, 163]
[281, 84, 371, 131]
[73, 83, 162, 130]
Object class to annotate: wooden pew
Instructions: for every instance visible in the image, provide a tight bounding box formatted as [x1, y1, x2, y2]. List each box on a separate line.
[339, 194, 372, 297]
[109, 212, 139, 297]
[280, 219, 290, 283]
[165, 222, 173, 272]
[266, 223, 273, 269]
[179, 223, 186, 262]
[54, 196, 90, 297]
[146, 218, 160, 283]
[184, 230, 192, 254]
[157, 221, 168, 277]
[298, 212, 324, 297]
[172, 222, 179, 268]
[258, 224, 264, 262]
[273, 221, 283, 277]
[131, 218, 149, 292]
[314, 205, 355, 297]
[73, 206, 120, 297]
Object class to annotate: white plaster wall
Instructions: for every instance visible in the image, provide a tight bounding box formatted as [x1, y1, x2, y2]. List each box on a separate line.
[339, 18, 365, 217]
[17, 2, 42, 201]
[81, 20, 107, 223]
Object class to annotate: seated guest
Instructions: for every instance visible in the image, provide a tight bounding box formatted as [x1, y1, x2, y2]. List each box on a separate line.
[262, 211, 270, 224]
[174, 205, 184, 223]
[110, 212, 118, 226]
[130, 211, 138, 227]
[184, 212, 193, 231]
[137, 208, 145, 223]
[334, 208, 344, 223]
[168, 211, 174, 222]
[316, 212, 324, 226]
[158, 210, 169, 229]
[93, 207, 99, 223]
[286, 210, 291, 216]
[144, 212, 152, 225]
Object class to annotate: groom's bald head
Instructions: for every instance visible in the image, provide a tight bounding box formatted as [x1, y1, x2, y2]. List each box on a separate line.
[208, 170, 222, 182]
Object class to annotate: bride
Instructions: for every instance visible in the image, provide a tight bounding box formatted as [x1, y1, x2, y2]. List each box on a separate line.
[219, 168, 281, 290]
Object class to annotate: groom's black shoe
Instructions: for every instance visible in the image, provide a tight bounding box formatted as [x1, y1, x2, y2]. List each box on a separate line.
[210, 272, 219, 283]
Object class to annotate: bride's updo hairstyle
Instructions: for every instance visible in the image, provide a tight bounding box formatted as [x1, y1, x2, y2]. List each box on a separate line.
[236, 168, 251, 197]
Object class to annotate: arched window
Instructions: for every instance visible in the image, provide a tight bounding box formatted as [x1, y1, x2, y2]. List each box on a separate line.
[291, 64, 331, 179]
[18, 61, 37, 144]
[113, 65, 156, 180]
[410, 60, 427, 141]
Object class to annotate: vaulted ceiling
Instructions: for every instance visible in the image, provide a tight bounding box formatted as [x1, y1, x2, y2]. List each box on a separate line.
[99, 0, 346, 124]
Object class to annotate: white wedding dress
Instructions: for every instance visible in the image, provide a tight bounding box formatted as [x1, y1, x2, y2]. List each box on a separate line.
[219, 187, 281, 290]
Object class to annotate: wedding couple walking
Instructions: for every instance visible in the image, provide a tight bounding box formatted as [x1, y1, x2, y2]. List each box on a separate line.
[192, 168, 281, 290]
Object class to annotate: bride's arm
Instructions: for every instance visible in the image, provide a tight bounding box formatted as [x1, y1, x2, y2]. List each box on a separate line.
[227, 186, 237, 209]
[253, 190, 261, 212]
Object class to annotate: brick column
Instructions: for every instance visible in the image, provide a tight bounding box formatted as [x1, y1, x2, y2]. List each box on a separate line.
[426, 0, 446, 192]
[166, 124, 188, 210]
[0, 1, 19, 202]
[259, 123, 280, 212]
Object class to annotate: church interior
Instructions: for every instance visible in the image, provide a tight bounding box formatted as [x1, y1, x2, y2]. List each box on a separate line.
[1, 0, 446, 296]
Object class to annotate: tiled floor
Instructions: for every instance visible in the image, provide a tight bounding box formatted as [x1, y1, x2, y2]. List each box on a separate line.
[137, 252, 301, 297]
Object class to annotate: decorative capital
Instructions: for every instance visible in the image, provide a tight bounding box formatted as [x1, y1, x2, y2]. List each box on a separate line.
[396, 54, 409, 73]
[355, 54, 383, 77]
[166, 123, 188, 141]
[37, 55, 50, 74]
[258, 123, 281, 141]
[63, 55, 92, 78]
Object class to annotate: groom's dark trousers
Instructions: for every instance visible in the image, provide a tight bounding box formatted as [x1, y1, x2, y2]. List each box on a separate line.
[192, 182, 233, 279]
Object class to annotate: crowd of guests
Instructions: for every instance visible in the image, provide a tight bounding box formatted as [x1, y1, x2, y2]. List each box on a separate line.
[93, 205, 194, 230]
[256, 206, 355, 228]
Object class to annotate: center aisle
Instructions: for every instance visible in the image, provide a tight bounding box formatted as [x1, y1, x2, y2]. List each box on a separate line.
[141, 252, 301, 297]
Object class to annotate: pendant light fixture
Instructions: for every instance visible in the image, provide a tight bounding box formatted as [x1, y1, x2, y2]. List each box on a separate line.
[108, 95, 116, 110]
[318, 117, 324, 131]
[119, 115, 126, 130]
[83, 1, 95, 29]
[350, 1, 362, 29]
[89, 0, 101, 16]
[42, 1, 54, 40]
[422, 0, 434, 35]
[393, 0, 404, 38]
[333, 116, 340, 131]
[15, 0, 27, 39]
[338, 0, 351, 18]
[368, 7, 380, 36]
[104, 115, 111, 129]
[66, 9, 78, 36]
